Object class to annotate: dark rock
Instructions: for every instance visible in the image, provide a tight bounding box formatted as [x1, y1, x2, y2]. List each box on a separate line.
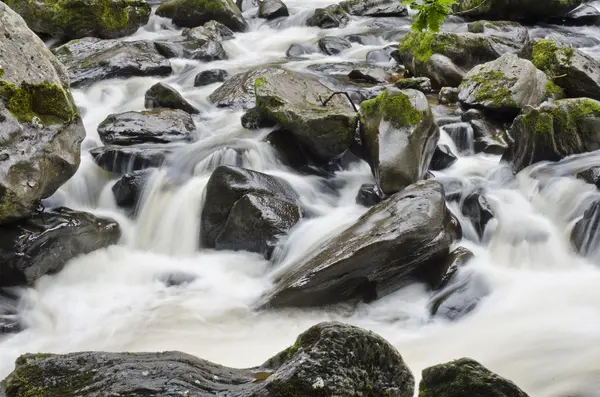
[184, 40, 227, 62]
[236, 0, 259, 11]
[258, 0, 289, 19]
[89, 145, 172, 174]
[348, 67, 391, 84]
[429, 270, 489, 321]
[182, 21, 235, 42]
[466, 20, 530, 56]
[285, 43, 318, 58]
[318, 36, 352, 55]
[355, 183, 382, 207]
[461, 108, 485, 122]
[264, 129, 329, 175]
[306, 61, 359, 76]
[194, 69, 228, 86]
[461, 190, 494, 238]
[436, 116, 463, 127]
[154, 41, 184, 58]
[340, 0, 407, 17]
[419, 358, 529, 397]
[144, 83, 199, 114]
[452, 0, 584, 23]
[471, 120, 508, 155]
[241, 107, 275, 130]
[112, 170, 153, 210]
[98, 109, 196, 146]
[54, 38, 172, 88]
[561, 1, 600, 25]
[571, 200, 600, 258]
[306, 4, 349, 29]
[159, 271, 197, 287]
[438, 87, 459, 105]
[264, 180, 456, 308]
[437, 247, 475, 290]
[395, 77, 432, 93]
[0, 208, 121, 287]
[0, 289, 21, 334]
[156, 0, 248, 31]
[578, 167, 600, 189]
[430, 144, 457, 171]
[442, 123, 474, 152]
[208, 67, 274, 109]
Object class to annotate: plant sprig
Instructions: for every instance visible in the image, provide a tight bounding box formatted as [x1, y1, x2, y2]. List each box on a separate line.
[402, 0, 457, 32]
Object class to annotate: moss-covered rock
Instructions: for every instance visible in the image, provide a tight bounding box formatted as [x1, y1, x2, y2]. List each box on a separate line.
[453, 0, 584, 23]
[208, 67, 274, 109]
[502, 98, 600, 172]
[3, 0, 150, 40]
[0, 3, 84, 223]
[156, 0, 248, 31]
[360, 88, 439, 195]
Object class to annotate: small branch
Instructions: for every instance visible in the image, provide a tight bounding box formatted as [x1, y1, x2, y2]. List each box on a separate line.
[319, 92, 359, 113]
[452, 0, 491, 15]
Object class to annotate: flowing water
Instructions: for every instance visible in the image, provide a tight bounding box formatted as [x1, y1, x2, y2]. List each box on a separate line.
[2, 3, 600, 397]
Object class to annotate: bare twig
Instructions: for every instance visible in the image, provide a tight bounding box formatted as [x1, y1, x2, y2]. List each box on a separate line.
[319, 92, 359, 113]
[452, 0, 491, 15]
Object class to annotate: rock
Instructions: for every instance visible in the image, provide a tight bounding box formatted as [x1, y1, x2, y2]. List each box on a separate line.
[429, 270, 489, 320]
[286, 43, 318, 58]
[54, 38, 172, 88]
[452, 0, 584, 23]
[502, 98, 600, 172]
[89, 145, 172, 174]
[340, 0, 407, 17]
[0, 290, 21, 334]
[1, 322, 415, 397]
[561, 1, 600, 25]
[201, 165, 300, 253]
[348, 67, 392, 84]
[144, 83, 199, 114]
[366, 47, 395, 64]
[98, 109, 196, 146]
[306, 4, 349, 29]
[3, 0, 151, 40]
[255, 69, 359, 162]
[241, 107, 275, 130]
[437, 247, 475, 290]
[395, 77, 432, 93]
[194, 69, 228, 86]
[360, 88, 439, 195]
[154, 41, 183, 58]
[470, 119, 508, 155]
[355, 183, 382, 207]
[156, 0, 248, 31]
[264, 180, 456, 308]
[318, 36, 352, 55]
[184, 40, 227, 61]
[158, 271, 196, 287]
[458, 53, 559, 119]
[529, 39, 600, 101]
[236, 0, 258, 11]
[578, 167, 600, 189]
[461, 190, 494, 238]
[439, 87, 459, 105]
[419, 358, 529, 397]
[0, 3, 85, 223]
[306, 62, 358, 76]
[430, 144, 457, 171]
[461, 108, 485, 122]
[208, 67, 274, 109]
[112, 169, 153, 210]
[182, 20, 234, 42]
[571, 200, 600, 258]
[0, 208, 121, 287]
[258, 0, 289, 19]
[466, 20, 530, 56]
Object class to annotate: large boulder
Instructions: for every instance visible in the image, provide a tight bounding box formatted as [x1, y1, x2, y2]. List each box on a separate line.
[201, 165, 301, 258]
[339, 0, 407, 16]
[419, 358, 529, 397]
[208, 67, 273, 109]
[258, 0, 289, 19]
[156, 0, 248, 31]
[264, 180, 456, 308]
[54, 38, 172, 88]
[458, 53, 559, 119]
[502, 98, 600, 172]
[452, 0, 584, 23]
[255, 69, 359, 162]
[0, 322, 415, 397]
[360, 88, 439, 196]
[3, 0, 151, 40]
[89, 145, 172, 174]
[98, 109, 196, 146]
[306, 4, 349, 28]
[561, 1, 600, 25]
[528, 39, 600, 101]
[466, 20, 530, 55]
[144, 83, 199, 114]
[0, 3, 85, 223]
[0, 207, 121, 287]
[318, 36, 352, 55]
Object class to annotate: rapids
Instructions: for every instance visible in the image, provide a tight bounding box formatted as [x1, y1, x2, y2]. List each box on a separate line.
[2, 3, 600, 397]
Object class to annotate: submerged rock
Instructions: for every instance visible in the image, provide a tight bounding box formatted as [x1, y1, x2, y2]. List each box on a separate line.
[264, 180, 456, 308]
[144, 83, 199, 114]
[0, 3, 85, 223]
[156, 0, 248, 31]
[89, 145, 172, 174]
[461, 190, 494, 239]
[286, 43, 318, 58]
[437, 247, 475, 290]
[0, 208, 121, 287]
[55, 38, 172, 88]
[3, 0, 151, 40]
[452, 0, 584, 23]
[194, 69, 228, 86]
[258, 0, 290, 19]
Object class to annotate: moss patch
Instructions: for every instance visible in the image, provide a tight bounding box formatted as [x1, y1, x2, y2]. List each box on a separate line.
[531, 39, 575, 78]
[463, 69, 517, 108]
[361, 90, 424, 130]
[398, 31, 434, 63]
[156, 0, 227, 17]
[0, 80, 77, 123]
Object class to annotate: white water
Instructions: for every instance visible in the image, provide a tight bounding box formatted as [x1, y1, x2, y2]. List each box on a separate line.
[2, 3, 600, 397]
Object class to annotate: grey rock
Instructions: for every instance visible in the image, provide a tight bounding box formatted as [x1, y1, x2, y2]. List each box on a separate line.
[185, 40, 227, 61]
[340, 0, 407, 17]
[286, 43, 318, 58]
[112, 169, 153, 210]
[156, 0, 248, 31]
[439, 87, 459, 105]
[183, 21, 235, 42]
[306, 4, 349, 28]
[237, 0, 259, 11]
[318, 36, 352, 55]
[194, 69, 228, 86]
[89, 145, 172, 174]
[395, 77, 432, 93]
[571, 199, 600, 258]
[430, 144, 457, 171]
[144, 83, 199, 114]
[355, 183, 382, 207]
[348, 67, 392, 83]
[208, 67, 274, 109]
[562, 1, 600, 25]
[461, 190, 494, 239]
[258, 0, 290, 19]
[452, 0, 584, 23]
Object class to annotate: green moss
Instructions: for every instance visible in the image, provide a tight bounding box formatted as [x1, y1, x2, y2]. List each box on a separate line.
[545, 80, 563, 97]
[399, 31, 434, 63]
[531, 39, 575, 78]
[0, 67, 4, 79]
[0, 80, 77, 123]
[464, 69, 517, 108]
[157, 0, 227, 17]
[467, 21, 484, 33]
[361, 90, 424, 130]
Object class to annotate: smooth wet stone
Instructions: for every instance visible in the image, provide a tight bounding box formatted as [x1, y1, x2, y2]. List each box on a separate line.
[145, 83, 199, 114]
[571, 200, 600, 258]
[258, 0, 289, 19]
[208, 67, 274, 109]
[430, 144, 457, 171]
[348, 67, 392, 84]
[194, 69, 228, 86]
[306, 4, 349, 28]
[578, 167, 600, 189]
[438, 87, 459, 105]
[437, 247, 475, 290]
[395, 77, 432, 93]
[112, 169, 154, 211]
[89, 145, 173, 174]
[355, 183, 383, 207]
[318, 36, 352, 55]
[461, 190, 494, 239]
[285, 43, 318, 58]
[156, 0, 248, 31]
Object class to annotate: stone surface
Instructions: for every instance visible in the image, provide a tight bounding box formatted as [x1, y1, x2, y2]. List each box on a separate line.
[89, 145, 172, 174]
[452, 0, 584, 23]
[571, 200, 600, 258]
[144, 83, 199, 114]
[355, 183, 382, 207]
[318, 36, 352, 55]
[306, 4, 349, 28]
[194, 69, 228, 86]
[208, 67, 274, 109]
[258, 0, 289, 19]
[395, 77, 432, 93]
[430, 144, 457, 171]
[156, 0, 248, 31]
[340, 0, 407, 17]
[112, 169, 153, 210]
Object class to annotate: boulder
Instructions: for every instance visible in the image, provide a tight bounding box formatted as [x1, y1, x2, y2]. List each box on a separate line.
[3, 0, 151, 40]
[0, 208, 121, 287]
[419, 358, 529, 397]
[439, 87, 459, 104]
[112, 169, 153, 210]
[156, 0, 248, 31]
[183, 20, 235, 42]
[184, 40, 228, 61]
[0, 322, 415, 397]
[452, 0, 584, 23]
[395, 77, 432, 93]
[201, 166, 301, 254]
[339, 0, 407, 17]
[208, 67, 274, 109]
[54, 38, 172, 88]
[502, 98, 600, 172]
[470, 119, 508, 155]
[466, 20, 530, 55]
[360, 88, 439, 195]
[258, 0, 289, 19]
[286, 43, 318, 58]
[461, 190, 494, 239]
[241, 107, 275, 130]
[437, 247, 474, 290]
[578, 167, 600, 189]
[529, 39, 600, 101]
[561, 1, 600, 25]
[89, 145, 172, 174]
[263, 180, 456, 308]
[0, 3, 85, 223]
[571, 200, 600, 259]
[458, 53, 559, 119]
[366, 47, 395, 64]
[236, 0, 258, 11]
[355, 183, 383, 207]
[0, 290, 21, 334]
[255, 69, 359, 162]
[144, 83, 199, 114]
[98, 109, 196, 146]
[194, 69, 228, 86]
[430, 144, 457, 171]
[348, 67, 392, 84]
[318, 36, 352, 55]
[429, 268, 488, 321]
[306, 4, 349, 29]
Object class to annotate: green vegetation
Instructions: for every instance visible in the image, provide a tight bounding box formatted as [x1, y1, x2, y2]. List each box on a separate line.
[361, 90, 424, 129]
[463, 69, 517, 108]
[0, 80, 77, 123]
[531, 39, 575, 79]
[402, 0, 457, 32]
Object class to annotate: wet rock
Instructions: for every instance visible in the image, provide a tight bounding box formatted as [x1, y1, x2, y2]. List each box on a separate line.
[159, 271, 197, 287]
[366, 47, 395, 64]
[3, 0, 151, 40]
[340, 0, 407, 17]
[1, 322, 415, 397]
[183, 21, 235, 42]
[156, 0, 248, 31]
[502, 98, 600, 172]
[470, 119, 507, 155]
[144, 83, 199, 114]
[348, 67, 391, 84]
[360, 88, 439, 195]
[439, 87, 459, 105]
[112, 169, 153, 210]
[578, 167, 600, 189]
[286, 43, 318, 58]
[185, 40, 227, 61]
[528, 39, 600, 101]
[255, 69, 359, 162]
[0, 208, 121, 287]
[0, 290, 21, 334]
[461, 190, 494, 238]
[458, 53, 558, 120]
[461, 108, 485, 122]
[452, 0, 584, 23]
[571, 200, 600, 258]
[430, 144, 457, 171]
[437, 247, 475, 290]
[201, 166, 301, 256]
[98, 109, 196, 146]
[237, 0, 259, 11]
[154, 41, 184, 58]
[355, 183, 382, 207]
[307, 62, 360, 76]
[395, 77, 432, 93]
[54, 38, 172, 88]
[0, 4, 85, 223]
[561, 1, 600, 25]
[258, 0, 289, 19]
[306, 4, 349, 29]
[264, 180, 456, 308]
[241, 107, 275, 130]
[429, 270, 489, 321]
[194, 69, 228, 86]
[419, 358, 529, 397]
[466, 20, 530, 56]
[89, 145, 172, 174]
[208, 67, 275, 109]
[264, 129, 315, 172]
[318, 36, 352, 55]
